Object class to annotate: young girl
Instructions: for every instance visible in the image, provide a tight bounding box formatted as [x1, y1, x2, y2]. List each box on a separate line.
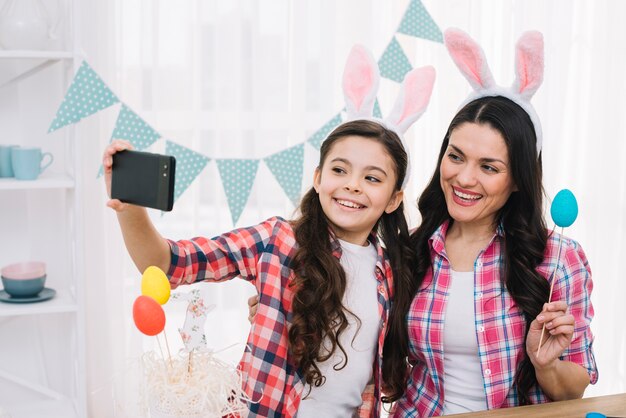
[103, 45, 435, 417]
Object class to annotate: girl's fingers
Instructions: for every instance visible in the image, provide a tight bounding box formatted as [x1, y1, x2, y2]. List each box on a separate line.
[107, 199, 128, 212]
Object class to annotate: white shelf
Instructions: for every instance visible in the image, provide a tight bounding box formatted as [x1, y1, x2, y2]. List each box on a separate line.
[0, 50, 74, 60]
[0, 396, 77, 418]
[0, 288, 77, 317]
[0, 174, 74, 190]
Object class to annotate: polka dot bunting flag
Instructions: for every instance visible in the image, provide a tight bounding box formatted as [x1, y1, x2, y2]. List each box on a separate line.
[111, 105, 161, 150]
[307, 112, 343, 150]
[216, 159, 260, 226]
[165, 140, 210, 203]
[48, 61, 119, 133]
[263, 144, 304, 206]
[397, 0, 443, 43]
[378, 36, 412, 83]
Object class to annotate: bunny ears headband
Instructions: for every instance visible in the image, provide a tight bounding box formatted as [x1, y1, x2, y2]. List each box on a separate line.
[341, 45, 436, 188]
[444, 28, 545, 153]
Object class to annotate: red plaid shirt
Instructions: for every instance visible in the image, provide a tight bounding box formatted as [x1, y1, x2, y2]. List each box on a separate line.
[392, 221, 597, 417]
[167, 217, 393, 418]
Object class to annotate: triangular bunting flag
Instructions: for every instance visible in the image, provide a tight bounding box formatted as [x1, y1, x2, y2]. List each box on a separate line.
[216, 159, 260, 225]
[378, 37, 412, 83]
[48, 61, 119, 132]
[397, 0, 443, 43]
[97, 104, 163, 177]
[307, 112, 342, 150]
[263, 144, 304, 206]
[111, 105, 161, 150]
[165, 140, 210, 203]
[373, 99, 382, 119]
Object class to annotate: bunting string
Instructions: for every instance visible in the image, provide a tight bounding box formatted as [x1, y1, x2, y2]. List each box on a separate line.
[48, 0, 442, 225]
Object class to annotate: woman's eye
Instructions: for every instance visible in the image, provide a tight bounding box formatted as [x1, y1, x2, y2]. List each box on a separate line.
[448, 152, 461, 162]
[482, 165, 498, 173]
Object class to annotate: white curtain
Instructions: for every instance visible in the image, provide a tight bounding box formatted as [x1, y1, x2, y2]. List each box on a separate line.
[79, 1, 625, 416]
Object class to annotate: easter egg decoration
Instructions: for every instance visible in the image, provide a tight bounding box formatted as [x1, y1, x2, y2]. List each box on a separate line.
[141, 266, 171, 305]
[550, 189, 578, 228]
[537, 189, 579, 357]
[133, 295, 166, 336]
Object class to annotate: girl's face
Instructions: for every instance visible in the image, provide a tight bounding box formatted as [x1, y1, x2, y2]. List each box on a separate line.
[314, 135, 403, 246]
[440, 122, 517, 231]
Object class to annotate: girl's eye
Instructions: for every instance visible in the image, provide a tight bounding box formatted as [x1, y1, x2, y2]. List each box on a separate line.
[332, 167, 346, 174]
[365, 175, 381, 183]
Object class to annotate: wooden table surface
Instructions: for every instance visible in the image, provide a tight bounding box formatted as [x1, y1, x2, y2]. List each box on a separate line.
[446, 393, 626, 417]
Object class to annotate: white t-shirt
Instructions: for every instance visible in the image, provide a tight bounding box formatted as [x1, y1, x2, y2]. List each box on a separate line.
[297, 239, 380, 418]
[442, 269, 488, 415]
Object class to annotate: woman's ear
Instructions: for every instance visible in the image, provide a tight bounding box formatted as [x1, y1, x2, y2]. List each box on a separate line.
[312, 167, 321, 193]
[385, 190, 404, 214]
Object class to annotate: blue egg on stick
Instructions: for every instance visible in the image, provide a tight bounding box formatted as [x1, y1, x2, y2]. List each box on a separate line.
[550, 189, 578, 227]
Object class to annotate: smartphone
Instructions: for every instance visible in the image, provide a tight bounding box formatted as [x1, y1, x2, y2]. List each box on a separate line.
[111, 149, 176, 211]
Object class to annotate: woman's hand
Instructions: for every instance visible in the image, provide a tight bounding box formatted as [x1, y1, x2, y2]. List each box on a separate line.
[526, 301, 575, 369]
[247, 295, 259, 324]
[103, 139, 133, 212]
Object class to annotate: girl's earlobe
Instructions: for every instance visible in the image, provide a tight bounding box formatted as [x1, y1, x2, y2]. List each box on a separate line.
[312, 167, 321, 193]
[385, 190, 404, 214]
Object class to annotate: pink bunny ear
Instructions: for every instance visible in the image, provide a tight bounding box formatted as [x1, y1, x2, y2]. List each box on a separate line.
[343, 45, 380, 119]
[513, 31, 544, 100]
[444, 28, 495, 91]
[385, 66, 436, 135]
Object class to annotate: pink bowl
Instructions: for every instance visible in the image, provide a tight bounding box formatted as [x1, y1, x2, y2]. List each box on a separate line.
[1, 261, 46, 280]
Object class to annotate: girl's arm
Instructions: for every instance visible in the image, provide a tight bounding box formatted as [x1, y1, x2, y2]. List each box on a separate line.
[103, 140, 171, 274]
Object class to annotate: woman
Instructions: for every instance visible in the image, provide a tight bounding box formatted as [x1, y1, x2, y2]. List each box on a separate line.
[382, 28, 597, 416]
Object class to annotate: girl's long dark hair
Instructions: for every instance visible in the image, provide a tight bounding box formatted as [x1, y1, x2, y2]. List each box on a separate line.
[382, 96, 548, 405]
[289, 120, 414, 390]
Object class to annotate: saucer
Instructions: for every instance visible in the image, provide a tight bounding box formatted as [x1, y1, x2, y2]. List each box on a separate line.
[0, 288, 56, 303]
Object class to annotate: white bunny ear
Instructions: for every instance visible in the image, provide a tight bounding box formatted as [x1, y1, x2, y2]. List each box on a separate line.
[444, 27, 495, 91]
[513, 31, 544, 100]
[343, 45, 380, 119]
[385, 66, 436, 135]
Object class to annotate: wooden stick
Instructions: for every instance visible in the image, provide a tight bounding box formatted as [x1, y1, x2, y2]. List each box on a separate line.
[188, 351, 193, 374]
[536, 227, 564, 357]
[155, 334, 168, 373]
[163, 331, 174, 369]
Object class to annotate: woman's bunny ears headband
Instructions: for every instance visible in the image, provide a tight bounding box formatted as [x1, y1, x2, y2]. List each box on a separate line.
[341, 45, 436, 188]
[444, 28, 545, 153]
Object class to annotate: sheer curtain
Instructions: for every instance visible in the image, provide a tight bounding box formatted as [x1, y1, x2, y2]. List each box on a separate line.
[80, 0, 625, 416]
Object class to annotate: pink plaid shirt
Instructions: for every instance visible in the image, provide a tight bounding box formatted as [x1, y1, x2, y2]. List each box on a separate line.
[167, 217, 392, 418]
[393, 220, 597, 417]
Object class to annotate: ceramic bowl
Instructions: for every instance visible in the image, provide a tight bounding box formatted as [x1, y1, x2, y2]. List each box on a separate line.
[1, 275, 46, 298]
[1, 261, 46, 280]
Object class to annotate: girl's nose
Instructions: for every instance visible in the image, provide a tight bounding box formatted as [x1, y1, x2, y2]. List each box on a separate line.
[344, 177, 361, 193]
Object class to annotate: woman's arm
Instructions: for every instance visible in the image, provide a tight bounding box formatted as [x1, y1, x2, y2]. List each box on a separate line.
[526, 301, 590, 400]
[103, 140, 171, 274]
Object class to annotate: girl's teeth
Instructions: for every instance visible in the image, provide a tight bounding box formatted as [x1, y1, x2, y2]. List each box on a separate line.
[337, 199, 363, 209]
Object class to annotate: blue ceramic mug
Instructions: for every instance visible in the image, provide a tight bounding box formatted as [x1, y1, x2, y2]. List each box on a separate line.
[0, 145, 19, 177]
[11, 147, 54, 180]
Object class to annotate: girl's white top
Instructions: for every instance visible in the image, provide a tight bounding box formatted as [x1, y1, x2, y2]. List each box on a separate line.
[442, 269, 488, 415]
[297, 239, 380, 418]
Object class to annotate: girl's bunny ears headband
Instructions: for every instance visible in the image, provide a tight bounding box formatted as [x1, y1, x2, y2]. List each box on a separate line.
[444, 28, 545, 153]
[341, 44, 436, 188]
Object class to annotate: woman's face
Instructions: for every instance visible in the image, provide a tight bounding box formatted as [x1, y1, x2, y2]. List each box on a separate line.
[440, 122, 517, 230]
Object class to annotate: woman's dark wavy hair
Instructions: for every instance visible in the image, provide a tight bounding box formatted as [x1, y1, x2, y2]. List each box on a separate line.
[382, 96, 548, 405]
[289, 119, 414, 390]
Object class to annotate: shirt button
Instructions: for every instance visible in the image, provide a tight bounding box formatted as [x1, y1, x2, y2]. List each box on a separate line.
[378, 286, 385, 295]
[477, 292, 483, 298]
[478, 326, 485, 332]
[476, 260, 483, 267]
[485, 369, 491, 376]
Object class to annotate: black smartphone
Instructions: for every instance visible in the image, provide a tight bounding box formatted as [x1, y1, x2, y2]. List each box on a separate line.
[111, 149, 176, 211]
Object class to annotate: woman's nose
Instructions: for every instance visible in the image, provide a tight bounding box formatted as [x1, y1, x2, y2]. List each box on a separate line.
[456, 165, 477, 186]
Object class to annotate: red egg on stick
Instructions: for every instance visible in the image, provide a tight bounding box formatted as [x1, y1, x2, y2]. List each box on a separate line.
[133, 295, 166, 336]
